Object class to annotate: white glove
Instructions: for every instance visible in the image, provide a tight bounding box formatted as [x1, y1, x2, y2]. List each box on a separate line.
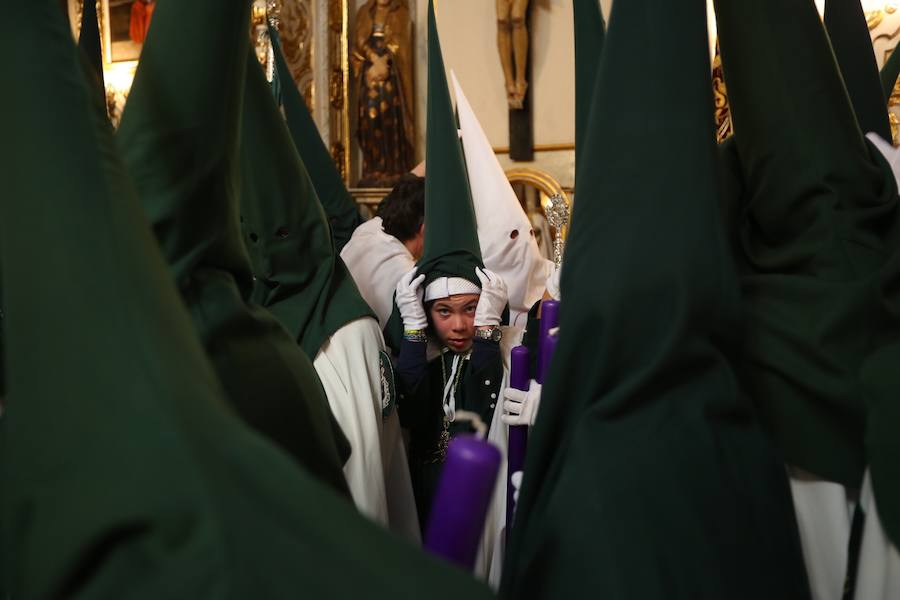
[510, 471, 524, 506]
[501, 380, 542, 426]
[395, 268, 427, 331]
[474, 267, 508, 327]
[546, 266, 561, 301]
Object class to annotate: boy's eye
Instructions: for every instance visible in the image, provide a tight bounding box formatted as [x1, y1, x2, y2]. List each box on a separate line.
[438, 308, 450, 316]
[466, 305, 476, 313]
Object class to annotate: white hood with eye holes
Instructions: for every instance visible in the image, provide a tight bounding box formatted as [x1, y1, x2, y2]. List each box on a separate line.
[451, 71, 554, 324]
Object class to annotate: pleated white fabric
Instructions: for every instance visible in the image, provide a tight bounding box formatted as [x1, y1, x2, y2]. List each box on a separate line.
[854, 471, 900, 600]
[340, 217, 415, 329]
[313, 317, 419, 542]
[789, 469, 855, 600]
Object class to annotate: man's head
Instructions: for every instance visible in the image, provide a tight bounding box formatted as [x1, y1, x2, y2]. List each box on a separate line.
[378, 174, 425, 259]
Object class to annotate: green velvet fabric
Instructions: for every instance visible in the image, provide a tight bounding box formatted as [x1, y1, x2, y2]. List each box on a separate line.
[116, 0, 349, 493]
[824, 0, 891, 141]
[574, 0, 605, 180]
[717, 0, 900, 548]
[0, 6, 494, 597]
[502, 0, 811, 597]
[77, 0, 104, 94]
[715, 0, 900, 489]
[268, 25, 364, 254]
[240, 53, 374, 360]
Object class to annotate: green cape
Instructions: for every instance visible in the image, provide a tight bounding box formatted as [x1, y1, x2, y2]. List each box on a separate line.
[502, 0, 810, 596]
[824, 0, 891, 141]
[0, 4, 494, 596]
[240, 52, 375, 359]
[268, 24, 364, 253]
[116, 0, 349, 493]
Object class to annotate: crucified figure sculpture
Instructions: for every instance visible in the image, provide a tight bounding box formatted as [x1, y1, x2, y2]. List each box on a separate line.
[496, 0, 530, 109]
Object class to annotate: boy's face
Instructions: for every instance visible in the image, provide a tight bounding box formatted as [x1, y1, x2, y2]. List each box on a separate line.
[428, 293, 480, 353]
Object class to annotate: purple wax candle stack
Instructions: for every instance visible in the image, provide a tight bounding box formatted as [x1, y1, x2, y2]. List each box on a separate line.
[424, 435, 501, 571]
[506, 346, 530, 541]
[541, 327, 560, 383]
[537, 300, 560, 384]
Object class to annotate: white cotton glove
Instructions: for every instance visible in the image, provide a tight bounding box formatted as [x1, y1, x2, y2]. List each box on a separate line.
[501, 380, 542, 426]
[395, 268, 427, 331]
[510, 471, 524, 506]
[546, 266, 561, 301]
[474, 267, 508, 327]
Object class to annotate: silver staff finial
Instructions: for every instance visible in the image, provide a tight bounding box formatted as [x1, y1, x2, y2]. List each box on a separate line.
[546, 193, 569, 268]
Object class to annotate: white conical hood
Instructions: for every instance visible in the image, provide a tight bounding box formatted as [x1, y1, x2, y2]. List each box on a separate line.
[451, 71, 553, 323]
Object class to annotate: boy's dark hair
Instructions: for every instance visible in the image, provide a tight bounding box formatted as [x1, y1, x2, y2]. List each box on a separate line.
[377, 174, 425, 243]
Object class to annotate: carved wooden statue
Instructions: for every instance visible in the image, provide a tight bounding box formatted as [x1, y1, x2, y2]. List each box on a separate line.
[351, 0, 415, 187]
[496, 0, 530, 109]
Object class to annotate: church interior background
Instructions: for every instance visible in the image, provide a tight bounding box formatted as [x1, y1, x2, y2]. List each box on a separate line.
[63, 0, 900, 261]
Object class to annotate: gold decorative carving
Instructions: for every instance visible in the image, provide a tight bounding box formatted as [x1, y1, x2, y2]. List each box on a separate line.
[278, 0, 314, 108]
[252, 1, 314, 110]
[867, 9, 884, 30]
[712, 40, 733, 144]
[328, 0, 351, 182]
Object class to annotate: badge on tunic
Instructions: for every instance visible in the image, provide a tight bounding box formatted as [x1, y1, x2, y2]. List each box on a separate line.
[379, 351, 397, 419]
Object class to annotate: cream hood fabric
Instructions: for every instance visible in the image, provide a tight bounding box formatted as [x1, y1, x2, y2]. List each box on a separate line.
[451, 71, 553, 320]
[340, 217, 415, 328]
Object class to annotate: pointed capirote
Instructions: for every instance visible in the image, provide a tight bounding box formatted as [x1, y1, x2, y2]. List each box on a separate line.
[501, 0, 810, 597]
[117, 0, 350, 493]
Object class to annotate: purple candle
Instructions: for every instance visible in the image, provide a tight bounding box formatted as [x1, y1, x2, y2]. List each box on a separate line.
[540, 327, 560, 384]
[537, 300, 560, 380]
[424, 435, 501, 571]
[507, 346, 530, 540]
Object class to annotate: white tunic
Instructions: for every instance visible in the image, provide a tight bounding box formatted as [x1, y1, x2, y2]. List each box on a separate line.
[313, 316, 419, 542]
[340, 217, 415, 329]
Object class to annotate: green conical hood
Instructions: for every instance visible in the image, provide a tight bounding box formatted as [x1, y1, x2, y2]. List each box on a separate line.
[240, 51, 374, 358]
[269, 24, 363, 253]
[502, 0, 810, 597]
[824, 0, 891, 141]
[381, 0, 484, 352]
[417, 0, 483, 288]
[117, 0, 253, 288]
[880, 44, 900, 101]
[117, 0, 350, 493]
[714, 0, 900, 490]
[0, 6, 497, 597]
[574, 0, 605, 179]
[77, 0, 104, 94]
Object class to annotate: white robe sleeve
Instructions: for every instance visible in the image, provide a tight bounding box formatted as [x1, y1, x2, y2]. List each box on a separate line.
[854, 470, 900, 600]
